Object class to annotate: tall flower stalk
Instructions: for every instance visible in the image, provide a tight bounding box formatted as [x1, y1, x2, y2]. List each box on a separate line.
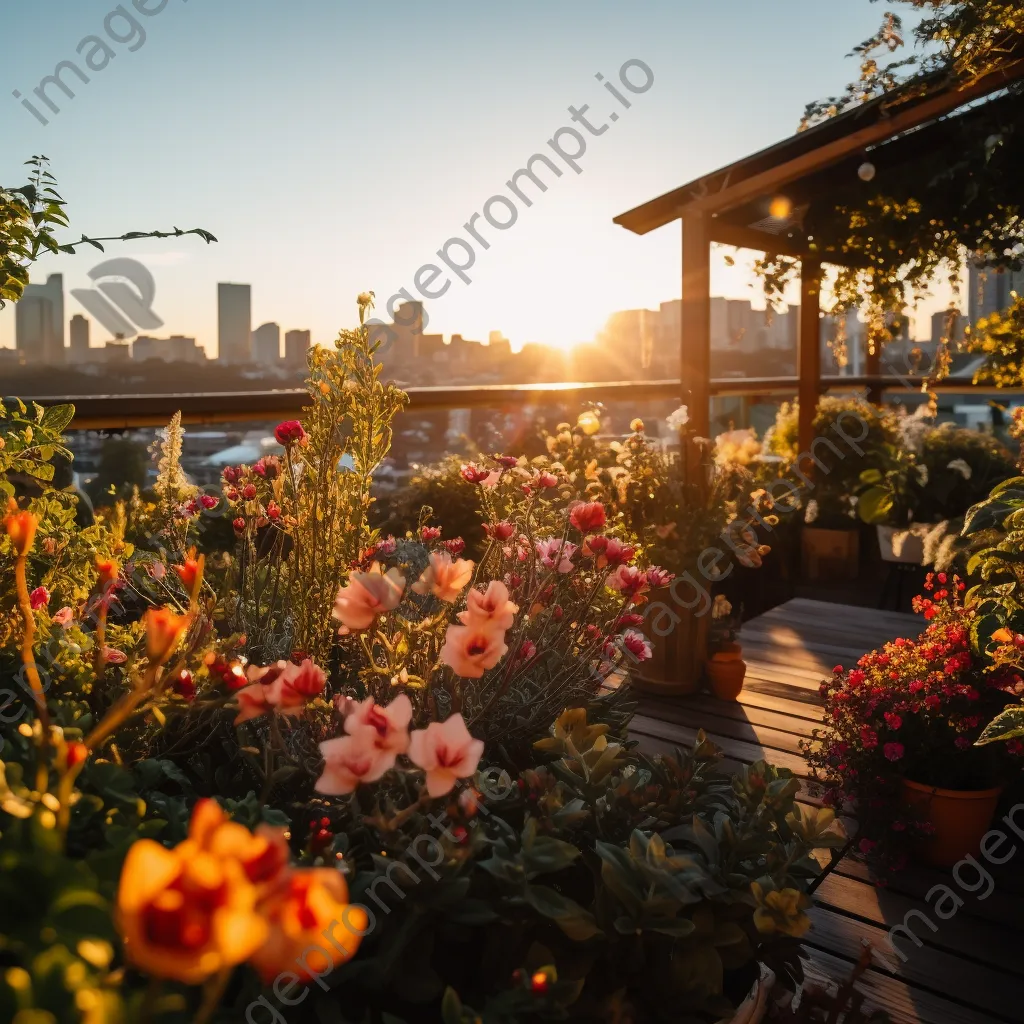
[286, 295, 408, 664]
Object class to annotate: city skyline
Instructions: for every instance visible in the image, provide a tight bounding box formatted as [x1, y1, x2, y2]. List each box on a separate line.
[0, 0, 947, 356]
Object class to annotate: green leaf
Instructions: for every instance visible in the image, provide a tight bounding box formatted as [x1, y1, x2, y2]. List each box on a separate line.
[857, 487, 894, 525]
[40, 403, 74, 434]
[523, 884, 602, 941]
[976, 707, 1024, 745]
[440, 987, 463, 1024]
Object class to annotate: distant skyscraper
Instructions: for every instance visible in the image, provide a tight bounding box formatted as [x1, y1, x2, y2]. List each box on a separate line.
[284, 329, 311, 368]
[15, 274, 64, 363]
[218, 283, 252, 363]
[69, 314, 90, 357]
[968, 263, 1024, 324]
[252, 322, 281, 363]
[133, 335, 205, 363]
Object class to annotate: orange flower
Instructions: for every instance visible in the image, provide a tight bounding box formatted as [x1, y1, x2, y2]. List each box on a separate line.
[116, 799, 273, 983]
[332, 562, 406, 632]
[95, 556, 120, 587]
[249, 869, 368, 984]
[174, 548, 205, 595]
[440, 623, 507, 678]
[145, 607, 191, 665]
[4, 499, 37, 557]
[993, 627, 1015, 644]
[411, 551, 474, 603]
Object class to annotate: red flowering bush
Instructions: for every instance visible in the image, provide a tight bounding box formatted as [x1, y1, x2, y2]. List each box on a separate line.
[805, 573, 1023, 875]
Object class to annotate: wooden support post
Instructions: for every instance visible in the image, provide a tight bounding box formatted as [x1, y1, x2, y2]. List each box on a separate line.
[865, 336, 883, 405]
[797, 259, 822, 456]
[681, 213, 711, 437]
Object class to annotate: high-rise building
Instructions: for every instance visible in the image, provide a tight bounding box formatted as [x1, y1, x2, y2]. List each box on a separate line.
[252, 322, 281, 363]
[15, 274, 64, 363]
[968, 263, 1024, 324]
[218, 283, 252, 363]
[284, 329, 311, 368]
[133, 335, 205, 363]
[69, 313, 90, 357]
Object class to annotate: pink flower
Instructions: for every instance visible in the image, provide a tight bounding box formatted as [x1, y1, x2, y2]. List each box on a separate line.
[883, 712, 902, 730]
[485, 521, 515, 542]
[407, 714, 485, 798]
[460, 463, 490, 484]
[646, 566, 674, 589]
[883, 742, 904, 762]
[345, 693, 413, 757]
[607, 564, 648, 598]
[52, 606, 73, 627]
[517, 640, 537, 663]
[480, 471, 501, 489]
[459, 581, 518, 631]
[274, 420, 307, 446]
[316, 730, 393, 795]
[412, 551, 474, 603]
[200, 494, 219, 510]
[30, 586, 50, 610]
[234, 682, 273, 724]
[569, 501, 606, 534]
[440, 624, 508, 678]
[420, 525, 442, 542]
[620, 630, 652, 661]
[603, 538, 636, 567]
[101, 647, 127, 665]
[235, 660, 327, 723]
[858, 838, 877, 855]
[535, 471, 558, 489]
[535, 538, 576, 573]
[333, 563, 406, 632]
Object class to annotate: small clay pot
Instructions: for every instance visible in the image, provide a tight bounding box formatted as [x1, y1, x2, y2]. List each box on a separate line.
[707, 642, 746, 701]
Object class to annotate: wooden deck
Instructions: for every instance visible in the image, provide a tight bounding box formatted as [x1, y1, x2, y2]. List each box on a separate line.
[627, 598, 1024, 1024]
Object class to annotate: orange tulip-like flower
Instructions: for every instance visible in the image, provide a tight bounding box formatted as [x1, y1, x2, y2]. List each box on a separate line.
[117, 799, 274, 984]
[95, 556, 120, 586]
[411, 551, 474, 603]
[458, 581, 518, 632]
[250, 869, 368, 984]
[332, 562, 406, 632]
[174, 548, 205, 595]
[4, 499, 37, 557]
[145, 606, 191, 665]
[440, 623, 507, 679]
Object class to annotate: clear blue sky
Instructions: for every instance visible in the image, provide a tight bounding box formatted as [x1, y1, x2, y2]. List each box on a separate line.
[2, 0, 935, 355]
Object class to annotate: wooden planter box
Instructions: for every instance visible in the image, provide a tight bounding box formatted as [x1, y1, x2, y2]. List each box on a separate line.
[801, 525, 859, 581]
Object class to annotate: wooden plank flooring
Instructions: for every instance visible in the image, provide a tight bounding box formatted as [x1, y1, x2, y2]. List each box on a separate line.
[625, 598, 1024, 1024]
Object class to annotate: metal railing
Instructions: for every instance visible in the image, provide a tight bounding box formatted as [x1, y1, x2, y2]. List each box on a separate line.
[16, 375, 1011, 431]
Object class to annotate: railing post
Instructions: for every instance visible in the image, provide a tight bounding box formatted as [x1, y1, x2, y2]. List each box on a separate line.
[798, 259, 822, 455]
[681, 212, 711, 438]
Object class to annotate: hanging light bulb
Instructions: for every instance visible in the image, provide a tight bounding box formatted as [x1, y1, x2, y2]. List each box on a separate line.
[858, 161, 877, 182]
[769, 195, 792, 220]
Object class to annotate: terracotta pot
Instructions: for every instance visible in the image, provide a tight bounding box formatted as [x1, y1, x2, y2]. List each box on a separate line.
[900, 778, 1001, 868]
[629, 588, 709, 696]
[707, 643, 747, 701]
[801, 525, 859, 581]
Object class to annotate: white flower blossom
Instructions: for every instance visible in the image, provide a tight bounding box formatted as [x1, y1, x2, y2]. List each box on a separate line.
[947, 458, 972, 480]
[665, 405, 690, 432]
[914, 463, 929, 486]
[804, 499, 819, 524]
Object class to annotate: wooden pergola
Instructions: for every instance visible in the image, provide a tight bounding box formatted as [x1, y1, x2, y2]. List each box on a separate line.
[613, 57, 1024, 455]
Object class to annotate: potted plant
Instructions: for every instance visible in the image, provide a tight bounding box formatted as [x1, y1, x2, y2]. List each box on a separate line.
[805, 574, 1021, 872]
[766, 397, 900, 581]
[707, 594, 747, 700]
[855, 441, 931, 562]
[608, 412, 772, 695]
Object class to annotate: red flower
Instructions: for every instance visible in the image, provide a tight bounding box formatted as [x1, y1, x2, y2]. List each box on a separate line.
[174, 670, 196, 701]
[883, 742, 904, 761]
[569, 501, 606, 534]
[485, 521, 515, 542]
[274, 420, 307, 446]
[460, 463, 490, 484]
[242, 483, 257, 500]
[420, 526, 442, 542]
[30, 586, 50, 610]
[883, 712, 902, 730]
